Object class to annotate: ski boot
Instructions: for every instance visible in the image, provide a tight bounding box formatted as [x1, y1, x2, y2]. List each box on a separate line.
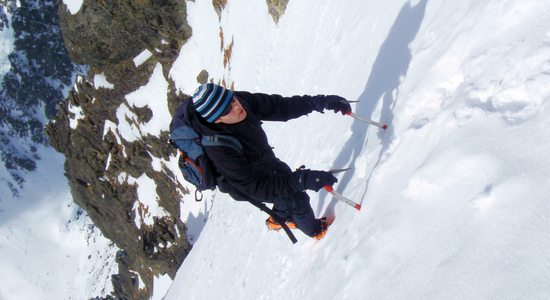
[265, 216, 297, 231]
[313, 217, 334, 240]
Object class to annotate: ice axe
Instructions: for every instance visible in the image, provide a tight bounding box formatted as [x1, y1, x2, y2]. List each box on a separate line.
[323, 185, 362, 211]
[325, 168, 361, 210]
[339, 100, 388, 130]
[346, 112, 388, 130]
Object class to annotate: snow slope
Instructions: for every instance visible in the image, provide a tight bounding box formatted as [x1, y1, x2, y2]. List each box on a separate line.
[165, 0, 550, 299]
[0, 5, 118, 298]
[0, 4, 14, 81]
[3, 0, 549, 299]
[0, 146, 119, 299]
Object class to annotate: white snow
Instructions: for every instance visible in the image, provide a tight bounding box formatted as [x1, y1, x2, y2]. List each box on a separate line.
[115, 102, 142, 142]
[163, 0, 550, 299]
[67, 102, 84, 129]
[130, 270, 146, 290]
[93, 72, 115, 89]
[133, 49, 153, 67]
[62, 0, 83, 15]
[152, 273, 173, 300]
[0, 4, 117, 300]
[0, 147, 118, 299]
[3, 0, 550, 299]
[104, 152, 112, 170]
[150, 155, 163, 172]
[0, 6, 14, 81]
[127, 173, 170, 228]
[103, 120, 127, 157]
[169, 0, 227, 95]
[116, 63, 171, 142]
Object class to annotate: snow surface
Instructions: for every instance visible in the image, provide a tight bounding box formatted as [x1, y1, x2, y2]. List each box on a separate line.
[134, 49, 153, 67]
[93, 72, 115, 89]
[0, 147, 118, 299]
[127, 173, 170, 229]
[0, 13, 116, 300]
[62, 0, 83, 15]
[67, 102, 84, 129]
[0, 5, 14, 82]
[2, 0, 550, 299]
[117, 63, 171, 142]
[164, 0, 550, 299]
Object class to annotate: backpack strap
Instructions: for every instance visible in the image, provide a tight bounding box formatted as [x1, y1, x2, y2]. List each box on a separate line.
[247, 201, 298, 244]
[201, 135, 243, 153]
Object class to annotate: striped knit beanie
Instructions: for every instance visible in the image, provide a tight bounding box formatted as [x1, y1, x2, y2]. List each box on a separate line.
[191, 83, 234, 123]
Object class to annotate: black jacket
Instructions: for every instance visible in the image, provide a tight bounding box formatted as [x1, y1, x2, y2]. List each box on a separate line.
[188, 90, 327, 202]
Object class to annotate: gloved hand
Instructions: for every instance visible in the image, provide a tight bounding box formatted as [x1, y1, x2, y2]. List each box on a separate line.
[325, 95, 352, 115]
[294, 169, 338, 192]
[311, 95, 352, 115]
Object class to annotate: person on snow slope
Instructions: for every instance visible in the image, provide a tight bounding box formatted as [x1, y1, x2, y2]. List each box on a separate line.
[184, 83, 351, 240]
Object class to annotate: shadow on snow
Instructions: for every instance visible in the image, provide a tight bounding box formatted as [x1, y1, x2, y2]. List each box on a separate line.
[319, 0, 429, 216]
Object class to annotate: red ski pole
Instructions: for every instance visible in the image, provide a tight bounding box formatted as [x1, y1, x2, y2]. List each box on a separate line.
[346, 112, 388, 130]
[323, 185, 362, 211]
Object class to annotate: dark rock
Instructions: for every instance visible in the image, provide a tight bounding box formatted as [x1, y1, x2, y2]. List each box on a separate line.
[212, 0, 227, 20]
[46, 1, 195, 298]
[47, 78, 191, 300]
[58, 0, 192, 68]
[0, 0, 78, 194]
[266, 0, 289, 24]
[196, 69, 209, 84]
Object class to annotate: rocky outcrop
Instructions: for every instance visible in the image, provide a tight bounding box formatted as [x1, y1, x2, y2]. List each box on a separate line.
[47, 1, 192, 299]
[0, 0, 76, 196]
[266, 0, 289, 24]
[59, 1, 191, 69]
[213, 0, 288, 24]
[212, 0, 228, 20]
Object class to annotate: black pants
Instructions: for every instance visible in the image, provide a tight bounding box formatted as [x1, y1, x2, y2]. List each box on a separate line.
[271, 192, 321, 237]
[219, 181, 321, 237]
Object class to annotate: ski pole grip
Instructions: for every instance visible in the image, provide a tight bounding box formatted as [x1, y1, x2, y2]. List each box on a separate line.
[323, 185, 334, 192]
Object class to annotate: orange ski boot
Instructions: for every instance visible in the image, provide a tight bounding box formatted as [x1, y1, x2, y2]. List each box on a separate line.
[265, 216, 297, 231]
[313, 217, 335, 240]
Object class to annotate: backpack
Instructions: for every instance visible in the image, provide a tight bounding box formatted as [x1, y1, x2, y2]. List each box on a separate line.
[169, 99, 243, 200]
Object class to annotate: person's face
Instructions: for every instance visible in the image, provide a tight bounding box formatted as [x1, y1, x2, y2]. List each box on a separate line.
[214, 97, 247, 124]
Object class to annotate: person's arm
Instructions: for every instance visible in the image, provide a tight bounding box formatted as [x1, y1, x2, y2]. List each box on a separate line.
[235, 91, 316, 121]
[235, 91, 351, 122]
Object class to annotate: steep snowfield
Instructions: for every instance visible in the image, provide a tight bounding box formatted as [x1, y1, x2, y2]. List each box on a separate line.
[165, 0, 550, 299]
[0, 5, 117, 298]
[0, 5, 13, 81]
[0, 147, 119, 299]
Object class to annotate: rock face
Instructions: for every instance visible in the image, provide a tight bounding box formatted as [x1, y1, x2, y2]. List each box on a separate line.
[59, 1, 190, 68]
[47, 1, 192, 299]
[266, 0, 289, 24]
[0, 0, 77, 196]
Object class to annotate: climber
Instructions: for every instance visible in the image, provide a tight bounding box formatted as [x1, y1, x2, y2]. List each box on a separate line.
[183, 83, 351, 240]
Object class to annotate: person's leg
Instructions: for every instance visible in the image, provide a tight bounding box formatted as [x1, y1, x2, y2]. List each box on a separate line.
[285, 192, 322, 237]
[220, 179, 321, 235]
[272, 198, 294, 222]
